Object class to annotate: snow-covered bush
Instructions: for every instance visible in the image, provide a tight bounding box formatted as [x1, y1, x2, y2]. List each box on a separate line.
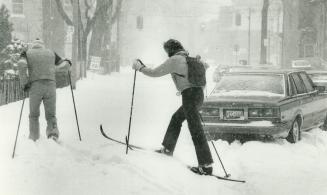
[0, 39, 27, 77]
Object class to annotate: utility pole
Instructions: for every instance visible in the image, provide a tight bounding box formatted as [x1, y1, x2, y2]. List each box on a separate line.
[248, 8, 251, 65]
[260, 0, 269, 65]
[323, 1, 327, 61]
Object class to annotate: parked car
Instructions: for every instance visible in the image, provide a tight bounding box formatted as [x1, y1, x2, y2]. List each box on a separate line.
[200, 69, 327, 143]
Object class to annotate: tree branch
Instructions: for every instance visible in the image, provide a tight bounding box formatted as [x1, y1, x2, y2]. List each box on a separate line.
[84, 0, 110, 36]
[84, 0, 94, 35]
[54, 0, 73, 26]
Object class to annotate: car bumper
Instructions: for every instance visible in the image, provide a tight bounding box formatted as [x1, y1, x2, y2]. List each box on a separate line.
[203, 120, 290, 138]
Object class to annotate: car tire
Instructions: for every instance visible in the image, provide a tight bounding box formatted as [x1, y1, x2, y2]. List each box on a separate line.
[286, 118, 301, 143]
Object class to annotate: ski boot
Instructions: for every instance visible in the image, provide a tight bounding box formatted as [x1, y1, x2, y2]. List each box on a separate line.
[155, 147, 173, 156]
[190, 164, 213, 175]
[48, 133, 59, 142]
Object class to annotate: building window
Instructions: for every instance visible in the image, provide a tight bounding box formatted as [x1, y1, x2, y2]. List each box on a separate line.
[304, 44, 314, 57]
[136, 15, 143, 30]
[235, 13, 241, 26]
[12, 0, 24, 15]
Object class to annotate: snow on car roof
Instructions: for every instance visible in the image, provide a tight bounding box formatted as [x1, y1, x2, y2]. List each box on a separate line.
[225, 68, 302, 74]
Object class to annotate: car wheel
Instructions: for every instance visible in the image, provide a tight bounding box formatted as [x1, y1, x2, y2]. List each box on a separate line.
[286, 118, 301, 143]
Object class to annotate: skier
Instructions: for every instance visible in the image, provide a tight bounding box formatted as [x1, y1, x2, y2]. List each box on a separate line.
[132, 39, 214, 175]
[18, 39, 70, 141]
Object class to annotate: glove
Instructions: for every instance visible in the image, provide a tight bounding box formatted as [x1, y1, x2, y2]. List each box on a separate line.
[132, 59, 145, 71]
[56, 61, 71, 73]
[65, 59, 72, 66]
[23, 83, 31, 92]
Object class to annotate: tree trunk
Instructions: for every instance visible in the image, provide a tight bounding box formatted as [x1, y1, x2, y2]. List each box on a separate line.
[101, 21, 112, 74]
[88, 0, 110, 72]
[260, 0, 269, 64]
[88, 0, 123, 74]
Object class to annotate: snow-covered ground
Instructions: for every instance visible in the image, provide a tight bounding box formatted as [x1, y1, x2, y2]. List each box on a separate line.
[2, 67, 327, 195]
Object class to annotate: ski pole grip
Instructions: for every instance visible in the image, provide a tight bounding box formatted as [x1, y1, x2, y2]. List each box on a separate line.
[65, 59, 72, 66]
[136, 59, 145, 66]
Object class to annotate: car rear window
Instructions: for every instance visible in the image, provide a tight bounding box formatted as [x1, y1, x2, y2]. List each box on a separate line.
[212, 74, 285, 96]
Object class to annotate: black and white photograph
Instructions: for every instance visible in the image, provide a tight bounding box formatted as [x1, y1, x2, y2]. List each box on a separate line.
[1, 0, 327, 194]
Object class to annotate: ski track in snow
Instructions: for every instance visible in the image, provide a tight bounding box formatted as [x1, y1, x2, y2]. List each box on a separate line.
[1, 67, 327, 195]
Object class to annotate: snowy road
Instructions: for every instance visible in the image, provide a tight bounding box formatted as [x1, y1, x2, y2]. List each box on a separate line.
[1, 67, 327, 195]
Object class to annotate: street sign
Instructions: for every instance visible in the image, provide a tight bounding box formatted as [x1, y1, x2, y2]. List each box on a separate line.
[89, 56, 101, 70]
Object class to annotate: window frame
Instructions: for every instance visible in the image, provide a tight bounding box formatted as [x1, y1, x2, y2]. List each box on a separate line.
[290, 73, 307, 95]
[304, 44, 315, 58]
[288, 75, 298, 96]
[12, 0, 24, 17]
[213, 73, 286, 96]
[235, 12, 242, 26]
[299, 72, 315, 93]
[136, 15, 143, 30]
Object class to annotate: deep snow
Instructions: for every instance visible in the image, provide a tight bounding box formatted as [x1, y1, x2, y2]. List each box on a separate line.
[1, 67, 327, 195]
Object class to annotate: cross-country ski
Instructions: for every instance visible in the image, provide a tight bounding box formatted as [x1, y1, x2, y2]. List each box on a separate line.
[100, 124, 246, 183]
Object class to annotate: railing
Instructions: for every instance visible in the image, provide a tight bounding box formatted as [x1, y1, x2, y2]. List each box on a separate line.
[0, 72, 70, 106]
[0, 75, 28, 106]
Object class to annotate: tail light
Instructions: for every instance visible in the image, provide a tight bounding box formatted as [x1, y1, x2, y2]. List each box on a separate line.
[248, 108, 278, 118]
[199, 108, 219, 117]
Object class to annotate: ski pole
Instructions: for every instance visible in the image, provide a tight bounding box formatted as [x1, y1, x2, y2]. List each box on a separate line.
[126, 69, 137, 154]
[12, 98, 25, 158]
[210, 141, 231, 178]
[68, 69, 82, 141]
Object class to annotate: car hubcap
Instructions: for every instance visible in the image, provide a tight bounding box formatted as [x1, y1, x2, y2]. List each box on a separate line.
[293, 121, 299, 141]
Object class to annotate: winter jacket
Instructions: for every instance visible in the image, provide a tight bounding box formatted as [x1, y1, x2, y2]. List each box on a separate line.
[18, 43, 63, 83]
[140, 51, 197, 92]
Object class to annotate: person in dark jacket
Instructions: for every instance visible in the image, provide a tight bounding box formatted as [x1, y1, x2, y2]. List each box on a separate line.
[18, 39, 70, 141]
[132, 39, 213, 175]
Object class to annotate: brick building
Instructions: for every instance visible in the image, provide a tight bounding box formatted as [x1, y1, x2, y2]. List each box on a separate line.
[214, 0, 326, 68]
[0, 0, 66, 56]
[215, 1, 262, 66]
[0, 0, 43, 41]
[214, 0, 284, 66]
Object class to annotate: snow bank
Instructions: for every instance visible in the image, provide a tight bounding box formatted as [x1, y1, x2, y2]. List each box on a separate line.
[1, 67, 327, 195]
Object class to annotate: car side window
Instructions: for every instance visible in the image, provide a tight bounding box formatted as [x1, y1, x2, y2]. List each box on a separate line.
[299, 72, 315, 92]
[291, 73, 307, 94]
[289, 76, 297, 96]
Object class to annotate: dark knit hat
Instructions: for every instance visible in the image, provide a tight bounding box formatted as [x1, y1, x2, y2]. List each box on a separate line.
[163, 39, 185, 57]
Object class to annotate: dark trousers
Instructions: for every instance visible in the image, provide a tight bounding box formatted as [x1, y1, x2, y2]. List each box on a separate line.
[162, 87, 213, 165]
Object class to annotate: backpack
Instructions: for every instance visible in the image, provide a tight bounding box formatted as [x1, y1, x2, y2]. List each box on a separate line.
[185, 56, 206, 87]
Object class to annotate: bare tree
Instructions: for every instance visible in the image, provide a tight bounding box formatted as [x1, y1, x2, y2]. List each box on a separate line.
[54, 0, 123, 76]
[88, 0, 123, 74]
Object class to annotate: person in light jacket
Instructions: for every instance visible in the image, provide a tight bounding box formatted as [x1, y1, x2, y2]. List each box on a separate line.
[132, 39, 213, 175]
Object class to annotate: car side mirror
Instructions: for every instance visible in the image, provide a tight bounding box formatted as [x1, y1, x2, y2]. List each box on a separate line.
[315, 85, 325, 93]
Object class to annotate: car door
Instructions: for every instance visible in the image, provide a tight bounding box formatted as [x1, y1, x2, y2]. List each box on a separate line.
[299, 72, 327, 126]
[290, 73, 312, 130]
